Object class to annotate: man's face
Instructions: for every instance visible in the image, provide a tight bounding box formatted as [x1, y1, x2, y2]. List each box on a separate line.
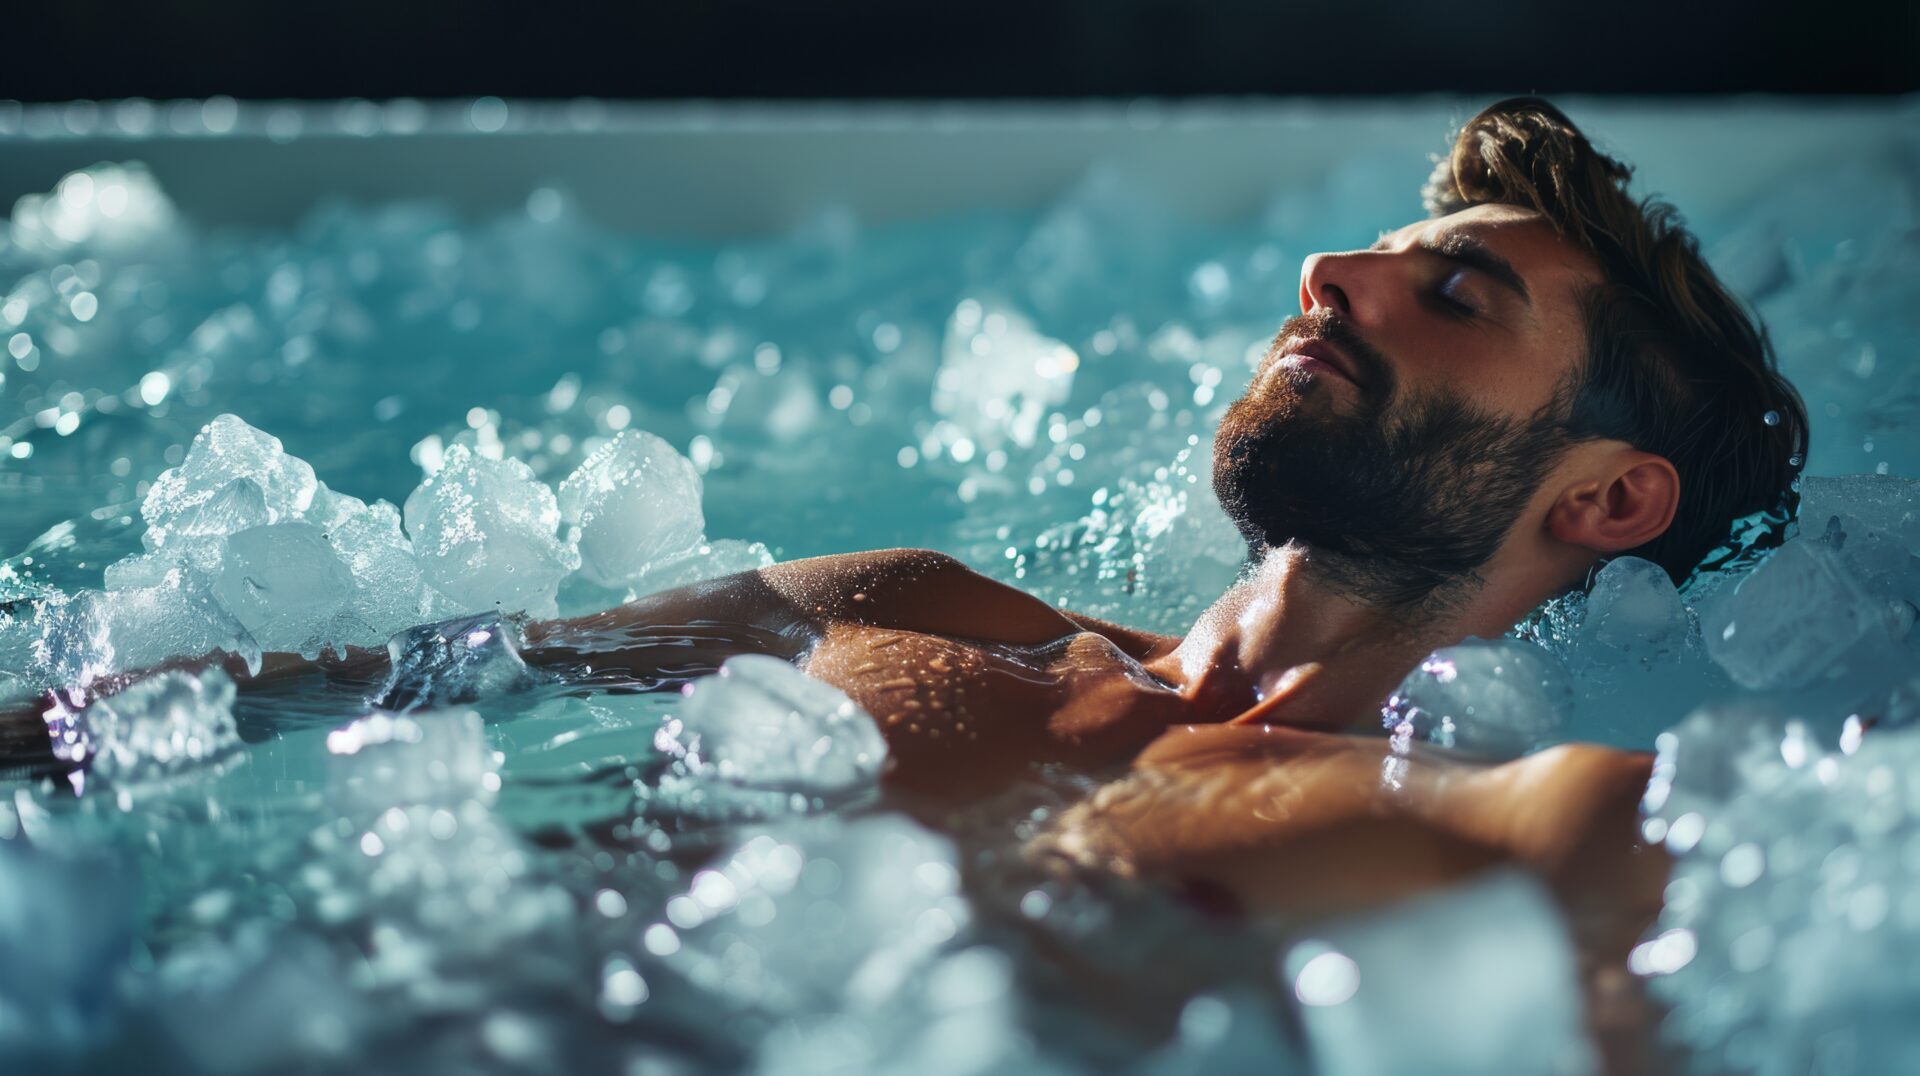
[1213, 203, 1606, 605]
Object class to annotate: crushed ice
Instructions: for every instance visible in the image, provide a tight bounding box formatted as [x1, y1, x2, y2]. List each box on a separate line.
[0, 117, 1916, 1074]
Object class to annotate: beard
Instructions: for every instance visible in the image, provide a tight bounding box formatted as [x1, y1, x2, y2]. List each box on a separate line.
[1212, 319, 1574, 608]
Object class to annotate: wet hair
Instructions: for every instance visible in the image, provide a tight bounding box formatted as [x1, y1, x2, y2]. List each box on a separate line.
[1423, 96, 1807, 586]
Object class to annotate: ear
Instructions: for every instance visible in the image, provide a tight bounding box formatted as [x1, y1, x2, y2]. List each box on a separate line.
[1545, 450, 1680, 554]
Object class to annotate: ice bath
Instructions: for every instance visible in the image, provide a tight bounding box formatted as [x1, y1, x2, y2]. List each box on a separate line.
[2, 96, 1919, 1074]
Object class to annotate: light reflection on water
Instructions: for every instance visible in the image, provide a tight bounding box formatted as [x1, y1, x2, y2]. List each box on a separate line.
[0, 102, 1916, 1073]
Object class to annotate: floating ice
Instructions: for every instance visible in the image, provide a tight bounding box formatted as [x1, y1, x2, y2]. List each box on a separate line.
[0, 107, 1916, 1075]
[655, 816, 968, 1021]
[934, 299, 1078, 452]
[306, 486, 438, 645]
[403, 443, 581, 618]
[1383, 637, 1571, 759]
[1801, 475, 1920, 552]
[82, 667, 240, 787]
[558, 429, 706, 588]
[1579, 557, 1694, 658]
[315, 707, 575, 1013]
[212, 523, 355, 654]
[999, 440, 1244, 634]
[142, 415, 318, 550]
[378, 611, 539, 712]
[643, 654, 886, 822]
[32, 582, 248, 691]
[325, 707, 497, 811]
[1700, 518, 1917, 691]
[4, 161, 180, 257]
[0, 841, 134, 1054]
[86, 415, 436, 665]
[1283, 871, 1593, 1076]
[1639, 706, 1920, 1074]
[624, 538, 776, 599]
[1555, 558, 1729, 749]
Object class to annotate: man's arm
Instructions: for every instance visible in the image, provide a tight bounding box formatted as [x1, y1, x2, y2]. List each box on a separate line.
[1031, 724, 1668, 947]
[524, 547, 1122, 664]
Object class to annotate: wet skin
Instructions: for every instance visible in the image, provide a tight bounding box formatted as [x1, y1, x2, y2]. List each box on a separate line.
[517, 548, 1666, 944]
[2, 204, 1679, 1064]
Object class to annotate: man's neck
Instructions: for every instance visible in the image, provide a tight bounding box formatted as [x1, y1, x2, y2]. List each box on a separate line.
[1150, 544, 1473, 731]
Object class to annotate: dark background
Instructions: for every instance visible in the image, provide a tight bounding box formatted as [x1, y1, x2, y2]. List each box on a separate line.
[3, 0, 1917, 101]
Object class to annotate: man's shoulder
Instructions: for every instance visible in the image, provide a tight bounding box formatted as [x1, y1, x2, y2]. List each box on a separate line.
[762, 548, 1155, 649]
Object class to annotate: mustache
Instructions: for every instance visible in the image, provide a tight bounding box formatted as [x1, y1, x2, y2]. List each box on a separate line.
[1267, 310, 1396, 408]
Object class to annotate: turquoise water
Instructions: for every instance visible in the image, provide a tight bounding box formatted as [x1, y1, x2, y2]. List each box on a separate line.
[2, 104, 1919, 1073]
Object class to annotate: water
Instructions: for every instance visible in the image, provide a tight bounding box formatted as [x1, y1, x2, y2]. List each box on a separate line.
[1, 102, 1918, 1073]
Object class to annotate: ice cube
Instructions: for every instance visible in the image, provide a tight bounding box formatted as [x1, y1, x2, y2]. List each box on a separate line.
[1699, 527, 1913, 690]
[1800, 475, 1920, 553]
[643, 655, 886, 822]
[142, 415, 318, 550]
[1822, 513, 1920, 608]
[934, 299, 1078, 451]
[402, 443, 581, 618]
[1001, 445, 1244, 635]
[6, 161, 180, 257]
[626, 539, 776, 599]
[1579, 556, 1693, 656]
[655, 816, 967, 1019]
[1283, 871, 1593, 1076]
[82, 667, 240, 787]
[313, 706, 575, 1010]
[1383, 637, 1571, 760]
[162, 477, 273, 546]
[558, 430, 706, 588]
[307, 487, 435, 647]
[324, 707, 496, 811]
[1640, 706, 1920, 1075]
[104, 533, 229, 592]
[35, 584, 247, 690]
[377, 612, 539, 712]
[211, 522, 355, 656]
[1554, 557, 1729, 750]
[0, 841, 135, 1054]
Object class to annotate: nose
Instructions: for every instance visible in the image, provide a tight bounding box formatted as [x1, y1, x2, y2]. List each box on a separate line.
[1298, 250, 1387, 322]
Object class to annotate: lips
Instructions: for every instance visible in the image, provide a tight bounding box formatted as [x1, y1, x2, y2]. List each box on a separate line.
[1278, 336, 1363, 390]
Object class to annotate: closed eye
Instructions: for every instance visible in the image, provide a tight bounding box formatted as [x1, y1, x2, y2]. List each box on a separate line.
[1433, 270, 1479, 319]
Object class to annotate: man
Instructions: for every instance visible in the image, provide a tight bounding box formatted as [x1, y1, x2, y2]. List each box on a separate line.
[14, 98, 1803, 940]
[490, 99, 1802, 974]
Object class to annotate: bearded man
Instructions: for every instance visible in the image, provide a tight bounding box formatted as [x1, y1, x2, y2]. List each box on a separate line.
[7, 98, 1806, 967]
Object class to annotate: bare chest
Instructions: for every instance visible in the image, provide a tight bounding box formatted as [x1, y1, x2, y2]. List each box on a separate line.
[800, 623, 1185, 788]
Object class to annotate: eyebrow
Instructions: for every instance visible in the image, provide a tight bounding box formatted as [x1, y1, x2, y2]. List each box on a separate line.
[1369, 230, 1533, 307]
